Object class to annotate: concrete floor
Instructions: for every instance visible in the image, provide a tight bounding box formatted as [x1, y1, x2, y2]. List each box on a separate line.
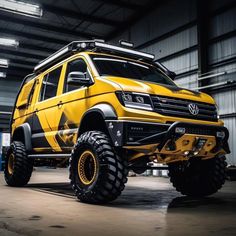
[0, 168, 236, 236]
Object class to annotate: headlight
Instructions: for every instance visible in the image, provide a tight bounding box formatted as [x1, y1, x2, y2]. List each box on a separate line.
[116, 92, 153, 111]
[215, 104, 220, 119]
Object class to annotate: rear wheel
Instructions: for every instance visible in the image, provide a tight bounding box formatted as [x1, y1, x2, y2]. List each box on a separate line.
[168, 155, 227, 197]
[69, 131, 128, 203]
[4, 141, 34, 186]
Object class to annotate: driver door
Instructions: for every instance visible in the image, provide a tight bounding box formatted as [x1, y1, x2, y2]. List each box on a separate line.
[54, 57, 93, 151]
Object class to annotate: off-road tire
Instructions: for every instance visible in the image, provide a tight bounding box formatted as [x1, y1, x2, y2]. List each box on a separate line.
[168, 155, 227, 197]
[4, 141, 34, 186]
[69, 131, 128, 203]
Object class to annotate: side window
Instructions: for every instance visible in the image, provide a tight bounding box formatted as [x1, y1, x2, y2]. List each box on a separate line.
[40, 66, 62, 101]
[64, 59, 91, 93]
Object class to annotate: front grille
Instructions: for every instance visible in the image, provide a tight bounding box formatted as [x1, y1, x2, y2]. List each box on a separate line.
[151, 95, 218, 122]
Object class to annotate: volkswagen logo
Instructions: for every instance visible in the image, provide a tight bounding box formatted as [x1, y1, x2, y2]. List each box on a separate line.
[188, 103, 199, 115]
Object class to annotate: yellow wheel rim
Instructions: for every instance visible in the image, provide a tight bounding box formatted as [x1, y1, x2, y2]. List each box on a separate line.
[8, 153, 15, 175]
[78, 150, 97, 185]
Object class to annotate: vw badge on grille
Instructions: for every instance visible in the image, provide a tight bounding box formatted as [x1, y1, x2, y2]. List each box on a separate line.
[188, 103, 199, 115]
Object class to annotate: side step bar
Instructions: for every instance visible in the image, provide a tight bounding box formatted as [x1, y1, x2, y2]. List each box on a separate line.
[28, 154, 71, 159]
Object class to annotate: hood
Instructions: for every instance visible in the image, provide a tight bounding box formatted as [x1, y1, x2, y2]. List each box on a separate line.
[102, 76, 215, 104]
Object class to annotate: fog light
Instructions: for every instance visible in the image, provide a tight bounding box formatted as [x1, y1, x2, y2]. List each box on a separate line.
[193, 151, 199, 155]
[184, 151, 189, 155]
[217, 131, 225, 138]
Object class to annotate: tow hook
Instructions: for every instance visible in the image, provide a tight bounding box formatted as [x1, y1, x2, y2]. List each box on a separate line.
[186, 137, 207, 158]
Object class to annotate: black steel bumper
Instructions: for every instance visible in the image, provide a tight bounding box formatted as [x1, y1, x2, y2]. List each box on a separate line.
[105, 120, 230, 154]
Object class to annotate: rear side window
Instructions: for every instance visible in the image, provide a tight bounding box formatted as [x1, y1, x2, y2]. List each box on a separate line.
[40, 66, 62, 101]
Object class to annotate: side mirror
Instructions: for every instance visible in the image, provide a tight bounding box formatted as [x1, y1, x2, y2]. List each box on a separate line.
[67, 71, 93, 86]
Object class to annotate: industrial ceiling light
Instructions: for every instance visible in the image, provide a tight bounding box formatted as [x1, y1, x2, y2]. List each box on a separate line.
[0, 59, 9, 68]
[0, 72, 6, 78]
[0, 37, 19, 47]
[0, 0, 43, 18]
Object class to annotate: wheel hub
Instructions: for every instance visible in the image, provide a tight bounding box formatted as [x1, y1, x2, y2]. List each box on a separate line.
[78, 150, 97, 185]
[8, 153, 15, 175]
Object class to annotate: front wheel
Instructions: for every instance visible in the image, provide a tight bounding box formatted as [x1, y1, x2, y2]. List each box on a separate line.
[168, 155, 227, 197]
[69, 131, 128, 203]
[4, 141, 34, 186]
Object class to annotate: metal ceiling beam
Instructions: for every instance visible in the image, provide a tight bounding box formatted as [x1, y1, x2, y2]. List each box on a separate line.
[5, 73, 30, 81]
[93, 0, 142, 10]
[0, 48, 44, 60]
[42, 4, 120, 26]
[10, 62, 34, 70]
[0, 27, 69, 44]
[3, 58, 36, 67]
[4, 65, 31, 73]
[0, 14, 102, 39]
[106, 0, 167, 41]
[5, 70, 30, 76]
[19, 42, 55, 54]
[0, 46, 49, 59]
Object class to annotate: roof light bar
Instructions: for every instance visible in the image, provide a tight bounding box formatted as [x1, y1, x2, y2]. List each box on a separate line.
[94, 41, 155, 60]
[119, 40, 134, 48]
[34, 40, 155, 73]
[0, 0, 43, 18]
[0, 59, 9, 68]
[0, 72, 6, 78]
[34, 46, 69, 72]
[0, 37, 19, 47]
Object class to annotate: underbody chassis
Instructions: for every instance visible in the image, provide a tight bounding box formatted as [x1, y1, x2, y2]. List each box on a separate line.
[106, 120, 230, 165]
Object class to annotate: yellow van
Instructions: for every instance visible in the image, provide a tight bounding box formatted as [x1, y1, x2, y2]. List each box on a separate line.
[5, 40, 230, 203]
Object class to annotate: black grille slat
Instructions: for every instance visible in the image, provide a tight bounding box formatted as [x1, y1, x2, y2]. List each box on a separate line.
[152, 97, 216, 111]
[151, 95, 218, 122]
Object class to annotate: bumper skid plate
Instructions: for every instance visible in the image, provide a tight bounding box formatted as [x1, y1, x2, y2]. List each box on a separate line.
[106, 121, 230, 155]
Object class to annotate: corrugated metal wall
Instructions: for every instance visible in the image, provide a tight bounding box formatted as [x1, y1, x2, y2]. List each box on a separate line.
[0, 79, 21, 131]
[111, 0, 236, 165]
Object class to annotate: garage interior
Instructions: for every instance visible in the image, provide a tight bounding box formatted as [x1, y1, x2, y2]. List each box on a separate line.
[0, 0, 236, 235]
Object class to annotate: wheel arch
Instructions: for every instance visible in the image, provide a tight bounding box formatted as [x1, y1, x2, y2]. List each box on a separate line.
[78, 104, 117, 136]
[12, 123, 32, 152]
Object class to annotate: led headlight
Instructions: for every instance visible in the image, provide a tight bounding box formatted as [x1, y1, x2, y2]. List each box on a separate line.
[215, 104, 220, 119]
[116, 92, 153, 111]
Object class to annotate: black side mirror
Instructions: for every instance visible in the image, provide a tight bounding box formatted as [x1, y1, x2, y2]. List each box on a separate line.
[67, 71, 93, 86]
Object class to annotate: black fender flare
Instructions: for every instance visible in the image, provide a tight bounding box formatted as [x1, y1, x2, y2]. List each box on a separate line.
[84, 104, 117, 120]
[78, 104, 117, 135]
[12, 123, 32, 152]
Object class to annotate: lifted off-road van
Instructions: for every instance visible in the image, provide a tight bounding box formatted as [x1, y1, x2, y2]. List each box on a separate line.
[5, 40, 230, 203]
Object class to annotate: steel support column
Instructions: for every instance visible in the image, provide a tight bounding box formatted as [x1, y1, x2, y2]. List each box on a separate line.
[0, 132, 2, 171]
[197, 0, 210, 88]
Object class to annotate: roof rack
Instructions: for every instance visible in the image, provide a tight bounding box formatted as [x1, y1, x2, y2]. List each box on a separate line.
[34, 40, 155, 73]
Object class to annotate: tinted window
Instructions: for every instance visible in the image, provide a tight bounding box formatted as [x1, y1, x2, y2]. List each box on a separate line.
[40, 66, 62, 101]
[64, 59, 90, 93]
[91, 55, 176, 87]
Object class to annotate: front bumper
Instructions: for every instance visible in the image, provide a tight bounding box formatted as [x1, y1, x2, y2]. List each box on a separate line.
[106, 120, 230, 155]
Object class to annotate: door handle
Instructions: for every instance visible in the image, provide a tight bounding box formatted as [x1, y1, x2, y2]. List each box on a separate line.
[57, 101, 63, 109]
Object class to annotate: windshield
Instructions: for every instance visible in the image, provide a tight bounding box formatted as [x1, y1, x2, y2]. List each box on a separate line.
[91, 55, 176, 86]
